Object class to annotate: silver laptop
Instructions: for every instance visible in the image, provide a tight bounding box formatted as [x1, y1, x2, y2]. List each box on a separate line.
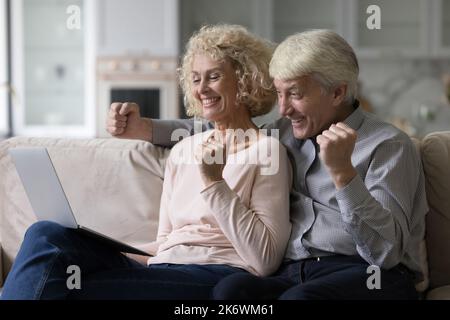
[8, 147, 151, 257]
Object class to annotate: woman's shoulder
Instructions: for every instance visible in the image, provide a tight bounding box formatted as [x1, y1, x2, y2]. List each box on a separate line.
[241, 134, 290, 178]
[253, 134, 291, 178]
[227, 133, 288, 171]
[253, 133, 288, 155]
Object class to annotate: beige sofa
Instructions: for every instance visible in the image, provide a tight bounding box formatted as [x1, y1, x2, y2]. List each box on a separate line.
[1, 132, 450, 299]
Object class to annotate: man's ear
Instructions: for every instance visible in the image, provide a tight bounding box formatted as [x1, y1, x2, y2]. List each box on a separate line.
[332, 83, 347, 107]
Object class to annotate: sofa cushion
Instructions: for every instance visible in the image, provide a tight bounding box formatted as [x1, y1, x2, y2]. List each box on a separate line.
[426, 285, 450, 300]
[421, 131, 450, 289]
[0, 137, 170, 281]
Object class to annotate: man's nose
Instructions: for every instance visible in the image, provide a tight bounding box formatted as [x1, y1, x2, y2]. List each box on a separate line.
[279, 96, 292, 116]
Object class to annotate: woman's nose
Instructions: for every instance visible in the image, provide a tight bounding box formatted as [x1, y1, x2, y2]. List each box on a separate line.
[199, 80, 210, 94]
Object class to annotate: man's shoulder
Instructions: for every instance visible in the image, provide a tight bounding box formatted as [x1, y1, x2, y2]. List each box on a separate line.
[256, 133, 289, 156]
[261, 118, 294, 144]
[262, 117, 291, 131]
[358, 111, 413, 147]
[174, 130, 211, 146]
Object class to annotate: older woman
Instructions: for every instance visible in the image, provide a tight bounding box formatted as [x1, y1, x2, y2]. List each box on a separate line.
[1, 24, 291, 300]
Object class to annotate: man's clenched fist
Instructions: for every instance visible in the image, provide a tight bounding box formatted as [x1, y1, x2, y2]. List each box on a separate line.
[316, 122, 357, 189]
[106, 102, 153, 142]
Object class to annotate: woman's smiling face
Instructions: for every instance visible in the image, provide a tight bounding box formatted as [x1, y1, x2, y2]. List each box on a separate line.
[191, 54, 239, 122]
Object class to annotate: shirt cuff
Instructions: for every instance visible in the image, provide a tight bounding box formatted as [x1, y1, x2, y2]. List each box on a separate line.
[152, 119, 183, 146]
[151, 119, 171, 146]
[335, 174, 371, 217]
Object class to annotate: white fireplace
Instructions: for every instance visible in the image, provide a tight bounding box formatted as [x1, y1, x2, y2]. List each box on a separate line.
[96, 56, 179, 137]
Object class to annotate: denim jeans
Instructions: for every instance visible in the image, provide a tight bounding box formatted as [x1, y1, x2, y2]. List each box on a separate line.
[213, 255, 419, 300]
[1, 221, 246, 300]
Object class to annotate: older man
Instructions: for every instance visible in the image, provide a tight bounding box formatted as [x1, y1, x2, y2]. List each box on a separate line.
[107, 30, 427, 300]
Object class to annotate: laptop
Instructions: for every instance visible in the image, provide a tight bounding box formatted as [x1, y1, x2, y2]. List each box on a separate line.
[8, 147, 152, 257]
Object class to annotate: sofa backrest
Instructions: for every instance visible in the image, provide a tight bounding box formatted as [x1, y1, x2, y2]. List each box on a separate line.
[0, 137, 170, 283]
[421, 131, 450, 290]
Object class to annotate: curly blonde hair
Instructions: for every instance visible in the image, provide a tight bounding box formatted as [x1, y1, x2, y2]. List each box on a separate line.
[179, 24, 276, 117]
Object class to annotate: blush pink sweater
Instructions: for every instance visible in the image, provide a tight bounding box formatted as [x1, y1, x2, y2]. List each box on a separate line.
[147, 130, 292, 276]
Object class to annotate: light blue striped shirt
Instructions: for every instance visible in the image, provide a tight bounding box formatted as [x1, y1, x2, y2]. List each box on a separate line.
[153, 105, 428, 281]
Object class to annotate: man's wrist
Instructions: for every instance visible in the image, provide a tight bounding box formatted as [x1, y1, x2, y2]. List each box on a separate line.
[141, 118, 153, 142]
[330, 166, 357, 189]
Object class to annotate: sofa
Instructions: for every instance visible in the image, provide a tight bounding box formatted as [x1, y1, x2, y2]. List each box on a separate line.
[0, 131, 450, 299]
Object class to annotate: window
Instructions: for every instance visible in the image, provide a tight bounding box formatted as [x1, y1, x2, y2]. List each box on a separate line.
[11, 0, 95, 137]
[0, 0, 8, 137]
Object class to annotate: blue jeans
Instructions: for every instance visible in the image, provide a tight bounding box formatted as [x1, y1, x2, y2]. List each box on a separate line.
[1, 221, 246, 300]
[213, 255, 419, 300]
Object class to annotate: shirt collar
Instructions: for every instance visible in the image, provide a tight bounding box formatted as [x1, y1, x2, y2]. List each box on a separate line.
[341, 100, 364, 132]
[297, 99, 364, 148]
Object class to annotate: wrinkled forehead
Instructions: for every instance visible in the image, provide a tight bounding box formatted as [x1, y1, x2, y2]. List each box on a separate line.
[274, 76, 309, 91]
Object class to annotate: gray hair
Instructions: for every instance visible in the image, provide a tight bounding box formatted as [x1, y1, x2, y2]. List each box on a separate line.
[269, 29, 359, 104]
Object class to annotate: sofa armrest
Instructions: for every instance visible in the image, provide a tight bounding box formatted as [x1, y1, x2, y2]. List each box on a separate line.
[0, 242, 3, 288]
[0, 136, 170, 281]
[426, 285, 450, 300]
[421, 131, 450, 290]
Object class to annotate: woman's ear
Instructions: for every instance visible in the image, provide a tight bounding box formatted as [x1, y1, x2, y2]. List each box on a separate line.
[332, 83, 347, 107]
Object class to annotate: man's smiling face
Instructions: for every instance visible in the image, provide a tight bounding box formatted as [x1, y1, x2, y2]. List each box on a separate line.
[274, 75, 338, 139]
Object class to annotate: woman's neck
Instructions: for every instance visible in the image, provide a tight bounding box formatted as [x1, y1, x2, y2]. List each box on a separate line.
[213, 106, 258, 133]
[211, 106, 260, 153]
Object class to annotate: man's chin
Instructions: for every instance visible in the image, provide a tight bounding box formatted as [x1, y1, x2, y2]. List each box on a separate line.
[292, 127, 308, 140]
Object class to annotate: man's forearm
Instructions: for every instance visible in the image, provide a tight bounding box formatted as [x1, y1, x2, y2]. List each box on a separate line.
[140, 118, 153, 142]
[336, 175, 406, 268]
[152, 119, 212, 147]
